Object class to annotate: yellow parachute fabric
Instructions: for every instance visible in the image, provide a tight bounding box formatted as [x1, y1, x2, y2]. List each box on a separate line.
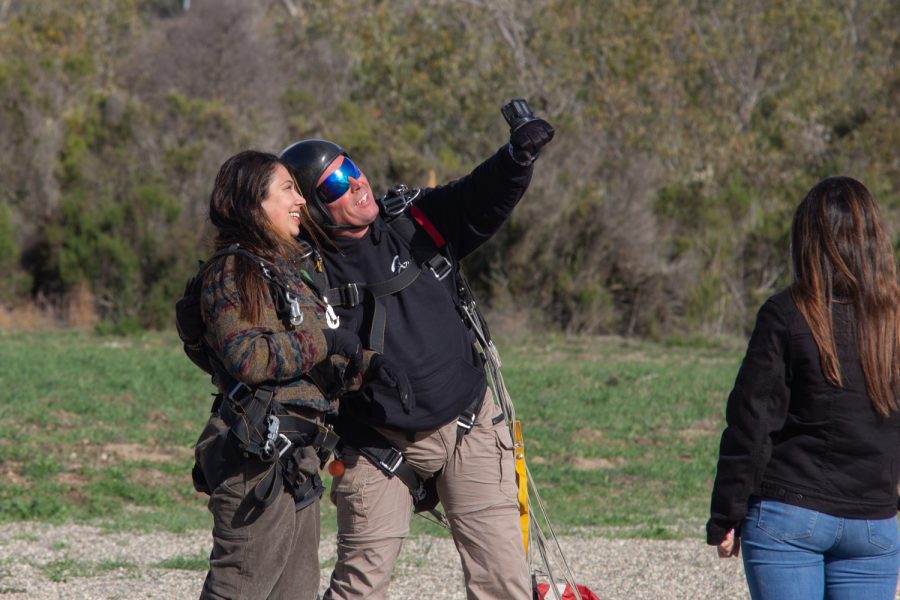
[514, 419, 529, 553]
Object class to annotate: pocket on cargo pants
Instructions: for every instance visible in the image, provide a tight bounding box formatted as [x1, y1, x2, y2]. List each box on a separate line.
[493, 415, 519, 504]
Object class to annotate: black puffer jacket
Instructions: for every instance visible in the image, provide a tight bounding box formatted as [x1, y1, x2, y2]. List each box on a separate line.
[707, 288, 900, 545]
[321, 145, 533, 431]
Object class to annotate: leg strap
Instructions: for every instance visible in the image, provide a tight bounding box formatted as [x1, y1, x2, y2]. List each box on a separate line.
[455, 389, 487, 444]
[333, 417, 440, 514]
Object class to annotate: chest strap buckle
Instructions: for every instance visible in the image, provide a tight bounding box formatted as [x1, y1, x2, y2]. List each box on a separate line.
[328, 283, 361, 308]
[426, 254, 452, 280]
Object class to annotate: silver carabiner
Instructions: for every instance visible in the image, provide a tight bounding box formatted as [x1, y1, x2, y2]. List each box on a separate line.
[285, 291, 304, 326]
[325, 300, 340, 329]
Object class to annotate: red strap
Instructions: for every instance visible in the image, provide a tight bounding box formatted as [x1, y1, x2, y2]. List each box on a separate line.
[409, 205, 446, 248]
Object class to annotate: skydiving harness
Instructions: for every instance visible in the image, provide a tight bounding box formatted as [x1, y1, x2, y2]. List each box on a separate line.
[207, 382, 339, 508]
[179, 244, 340, 508]
[330, 414, 441, 515]
[323, 185, 453, 354]
[323, 185, 495, 515]
[177, 244, 338, 378]
[324, 184, 488, 439]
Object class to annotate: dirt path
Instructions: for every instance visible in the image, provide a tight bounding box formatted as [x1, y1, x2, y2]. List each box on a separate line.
[0, 521, 755, 599]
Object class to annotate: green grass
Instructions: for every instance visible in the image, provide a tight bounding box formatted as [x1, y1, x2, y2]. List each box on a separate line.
[0, 329, 212, 532]
[501, 335, 742, 537]
[0, 329, 744, 540]
[39, 558, 137, 582]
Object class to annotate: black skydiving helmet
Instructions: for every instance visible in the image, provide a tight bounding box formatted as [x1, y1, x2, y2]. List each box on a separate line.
[279, 139, 354, 233]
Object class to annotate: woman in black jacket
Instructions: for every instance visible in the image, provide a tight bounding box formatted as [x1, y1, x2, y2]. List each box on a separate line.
[707, 176, 900, 599]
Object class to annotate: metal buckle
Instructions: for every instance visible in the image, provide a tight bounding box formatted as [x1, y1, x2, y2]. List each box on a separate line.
[295, 240, 314, 260]
[340, 283, 360, 307]
[411, 480, 427, 503]
[379, 185, 421, 217]
[275, 433, 293, 458]
[316, 426, 340, 453]
[261, 415, 281, 459]
[377, 448, 404, 474]
[456, 413, 475, 433]
[381, 193, 410, 216]
[324, 300, 340, 329]
[227, 381, 252, 402]
[285, 291, 304, 326]
[428, 255, 452, 281]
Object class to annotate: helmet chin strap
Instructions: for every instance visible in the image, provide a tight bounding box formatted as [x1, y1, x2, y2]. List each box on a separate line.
[324, 222, 371, 239]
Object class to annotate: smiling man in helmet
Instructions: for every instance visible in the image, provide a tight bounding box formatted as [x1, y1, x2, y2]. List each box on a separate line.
[281, 100, 554, 600]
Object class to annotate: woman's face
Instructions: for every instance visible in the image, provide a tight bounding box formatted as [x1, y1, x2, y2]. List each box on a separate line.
[261, 164, 306, 238]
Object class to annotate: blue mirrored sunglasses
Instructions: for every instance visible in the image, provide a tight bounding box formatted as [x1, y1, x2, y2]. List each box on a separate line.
[317, 157, 362, 204]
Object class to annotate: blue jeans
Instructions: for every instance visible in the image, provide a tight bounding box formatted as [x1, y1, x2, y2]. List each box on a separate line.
[741, 498, 900, 600]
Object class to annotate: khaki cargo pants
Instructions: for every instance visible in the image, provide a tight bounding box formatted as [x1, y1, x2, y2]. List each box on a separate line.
[324, 389, 531, 600]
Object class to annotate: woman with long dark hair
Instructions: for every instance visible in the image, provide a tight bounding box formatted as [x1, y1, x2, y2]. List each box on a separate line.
[707, 176, 900, 599]
[191, 150, 409, 600]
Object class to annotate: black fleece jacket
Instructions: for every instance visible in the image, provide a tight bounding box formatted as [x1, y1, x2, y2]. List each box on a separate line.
[322, 145, 533, 431]
[707, 288, 900, 545]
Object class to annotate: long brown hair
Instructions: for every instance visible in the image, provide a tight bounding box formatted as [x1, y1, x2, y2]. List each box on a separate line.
[790, 176, 900, 416]
[207, 150, 312, 322]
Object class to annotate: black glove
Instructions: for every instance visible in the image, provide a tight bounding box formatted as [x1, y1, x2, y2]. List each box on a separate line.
[322, 328, 362, 386]
[365, 354, 415, 413]
[509, 118, 555, 164]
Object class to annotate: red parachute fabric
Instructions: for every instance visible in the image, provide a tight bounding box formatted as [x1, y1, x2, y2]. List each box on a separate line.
[536, 582, 601, 600]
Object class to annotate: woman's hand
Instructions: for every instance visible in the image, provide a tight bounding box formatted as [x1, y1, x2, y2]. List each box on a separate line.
[716, 528, 740, 558]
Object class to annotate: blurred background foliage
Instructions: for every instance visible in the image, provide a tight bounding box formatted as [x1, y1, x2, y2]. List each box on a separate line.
[0, 0, 897, 337]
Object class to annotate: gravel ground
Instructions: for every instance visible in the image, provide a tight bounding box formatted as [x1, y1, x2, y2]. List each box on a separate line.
[0, 522, 757, 599]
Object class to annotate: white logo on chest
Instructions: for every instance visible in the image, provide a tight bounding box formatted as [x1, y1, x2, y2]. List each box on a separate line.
[391, 255, 410, 273]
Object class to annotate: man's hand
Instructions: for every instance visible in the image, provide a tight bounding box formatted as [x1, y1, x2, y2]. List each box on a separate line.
[510, 118, 555, 164]
[322, 328, 363, 385]
[365, 354, 416, 413]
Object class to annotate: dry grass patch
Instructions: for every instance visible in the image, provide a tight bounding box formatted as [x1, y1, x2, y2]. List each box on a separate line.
[574, 428, 605, 445]
[101, 443, 192, 463]
[565, 455, 625, 471]
[129, 467, 177, 488]
[55, 472, 88, 487]
[0, 304, 59, 330]
[1, 461, 29, 488]
[679, 418, 722, 439]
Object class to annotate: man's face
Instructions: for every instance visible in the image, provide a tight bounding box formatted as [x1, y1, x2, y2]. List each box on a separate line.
[317, 155, 378, 238]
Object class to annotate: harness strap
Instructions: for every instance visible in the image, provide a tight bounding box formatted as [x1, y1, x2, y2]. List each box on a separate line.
[215, 383, 338, 507]
[409, 205, 446, 247]
[455, 389, 487, 444]
[356, 445, 425, 499]
[325, 259, 423, 353]
[320, 201, 458, 353]
[253, 460, 283, 506]
[291, 472, 324, 510]
[332, 416, 440, 514]
[328, 282, 362, 308]
[218, 384, 339, 456]
[218, 383, 277, 458]
[256, 458, 324, 509]
[325, 258, 422, 308]
[366, 264, 423, 353]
